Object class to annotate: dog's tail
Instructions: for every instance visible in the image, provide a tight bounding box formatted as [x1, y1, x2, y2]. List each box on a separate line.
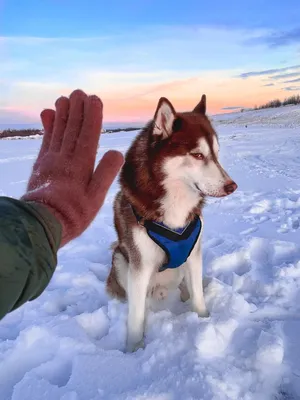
[106, 245, 127, 301]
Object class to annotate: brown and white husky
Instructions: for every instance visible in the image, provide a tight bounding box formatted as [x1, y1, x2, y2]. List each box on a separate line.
[106, 95, 237, 352]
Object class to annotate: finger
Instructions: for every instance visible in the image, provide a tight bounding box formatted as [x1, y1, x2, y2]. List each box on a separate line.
[75, 94, 103, 166]
[50, 96, 69, 152]
[61, 89, 86, 154]
[38, 109, 55, 157]
[89, 150, 124, 204]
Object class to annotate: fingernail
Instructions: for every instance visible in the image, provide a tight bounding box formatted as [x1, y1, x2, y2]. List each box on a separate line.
[105, 150, 124, 166]
[55, 96, 69, 108]
[70, 89, 87, 99]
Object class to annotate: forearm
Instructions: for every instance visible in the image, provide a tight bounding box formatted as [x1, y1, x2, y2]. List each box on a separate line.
[0, 197, 61, 320]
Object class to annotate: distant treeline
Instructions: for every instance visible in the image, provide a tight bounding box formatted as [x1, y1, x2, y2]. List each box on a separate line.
[254, 94, 300, 110]
[0, 129, 43, 139]
[0, 126, 142, 139]
[103, 127, 142, 133]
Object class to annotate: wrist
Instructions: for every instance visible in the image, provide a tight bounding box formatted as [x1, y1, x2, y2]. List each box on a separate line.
[21, 199, 63, 250]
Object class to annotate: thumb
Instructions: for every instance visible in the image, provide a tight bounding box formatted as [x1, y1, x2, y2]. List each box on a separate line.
[39, 109, 55, 157]
[89, 150, 124, 204]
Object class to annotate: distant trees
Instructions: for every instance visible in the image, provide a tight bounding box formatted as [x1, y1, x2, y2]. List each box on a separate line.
[0, 129, 43, 139]
[0, 126, 142, 139]
[282, 95, 300, 106]
[104, 127, 142, 134]
[254, 94, 300, 110]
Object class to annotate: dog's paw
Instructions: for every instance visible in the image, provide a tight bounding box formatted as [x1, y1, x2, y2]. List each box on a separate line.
[193, 306, 210, 318]
[151, 285, 168, 301]
[199, 309, 210, 318]
[126, 338, 145, 353]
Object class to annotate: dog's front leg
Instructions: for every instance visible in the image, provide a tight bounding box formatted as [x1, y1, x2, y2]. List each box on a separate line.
[126, 266, 152, 352]
[184, 242, 209, 318]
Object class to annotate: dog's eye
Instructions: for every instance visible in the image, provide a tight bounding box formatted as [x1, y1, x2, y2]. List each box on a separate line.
[191, 152, 205, 160]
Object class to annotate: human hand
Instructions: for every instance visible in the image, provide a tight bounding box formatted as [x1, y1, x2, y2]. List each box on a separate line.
[22, 89, 124, 246]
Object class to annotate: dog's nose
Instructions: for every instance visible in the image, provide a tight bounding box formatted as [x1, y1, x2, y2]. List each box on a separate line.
[224, 181, 237, 194]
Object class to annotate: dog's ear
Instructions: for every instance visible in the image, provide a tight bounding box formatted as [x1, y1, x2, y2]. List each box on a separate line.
[193, 94, 206, 115]
[153, 97, 177, 139]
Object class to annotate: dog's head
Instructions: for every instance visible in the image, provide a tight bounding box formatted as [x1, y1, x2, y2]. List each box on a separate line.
[151, 95, 237, 198]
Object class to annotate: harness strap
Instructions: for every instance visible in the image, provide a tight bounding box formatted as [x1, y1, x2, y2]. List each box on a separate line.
[131, 206, 202, 272]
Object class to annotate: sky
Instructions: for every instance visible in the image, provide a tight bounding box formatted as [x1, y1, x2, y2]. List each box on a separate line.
[1, 0, 300, 126]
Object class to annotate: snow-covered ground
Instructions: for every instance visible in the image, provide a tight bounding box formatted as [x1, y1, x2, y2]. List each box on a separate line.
[212, 104, 300, 128]
[0, 106, 300, 400]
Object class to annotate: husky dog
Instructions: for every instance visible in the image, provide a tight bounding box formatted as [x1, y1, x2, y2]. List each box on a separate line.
[106, 95, 237, 352]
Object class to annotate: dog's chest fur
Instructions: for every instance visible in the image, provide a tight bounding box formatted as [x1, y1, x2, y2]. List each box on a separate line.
[132, 225, 165, 267]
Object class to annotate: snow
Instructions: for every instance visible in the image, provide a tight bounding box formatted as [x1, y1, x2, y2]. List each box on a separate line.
[213, 104, 300, 128]
[1, 105, 300, 399]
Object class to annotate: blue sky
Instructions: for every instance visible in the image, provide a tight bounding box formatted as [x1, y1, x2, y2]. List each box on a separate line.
[1, 0, 300, 125]
[3, 0, 300, 34]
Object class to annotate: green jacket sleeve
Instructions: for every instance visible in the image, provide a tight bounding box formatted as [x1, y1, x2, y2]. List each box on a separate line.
[0, 196, 62, 320]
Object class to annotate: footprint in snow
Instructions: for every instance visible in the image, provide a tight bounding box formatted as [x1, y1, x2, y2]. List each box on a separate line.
[278, 216, 300, 233]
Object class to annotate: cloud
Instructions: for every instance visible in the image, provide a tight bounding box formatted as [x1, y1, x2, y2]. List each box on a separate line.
[283, 86, 300, 91]
[284, 77, 300, 83]
[254, 27, 300, 48]
[270, 72, 300, 80]
[0, 36, 109, 45]
[262, 83, 275, 86]
[0, 26, 292, 80]
[13, 81, 68, 90]
[237, 64, 300, 79]
[221, 106, 244, 110]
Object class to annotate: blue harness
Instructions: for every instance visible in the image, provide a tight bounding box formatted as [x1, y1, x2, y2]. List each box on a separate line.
[133, 208, 202, 272]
